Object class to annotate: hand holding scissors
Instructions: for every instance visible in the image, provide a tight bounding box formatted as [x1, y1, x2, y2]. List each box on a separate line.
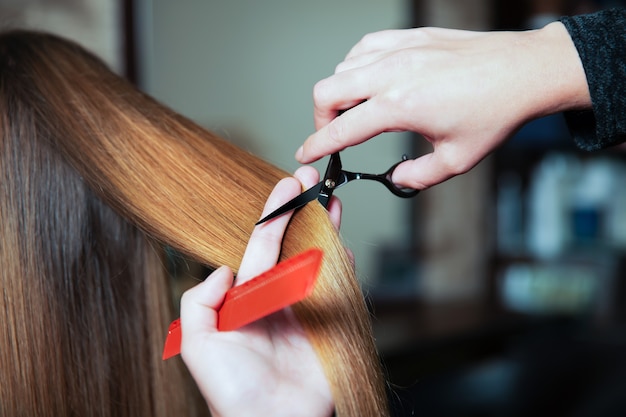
[256, 152, 418, 225]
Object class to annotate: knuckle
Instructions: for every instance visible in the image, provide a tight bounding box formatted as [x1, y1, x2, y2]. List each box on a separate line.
[179, 289, 193, 310]
[377, 87, 415, 121]
[386, 49, 420, 72]
[252, 224, 285, 247]
[358, 32, 378, 46]
[415, 26, 434, 39]
[409, 26, 441, 44]
[312, 79, 332, 106]
[350, 31, 386, 55]
[439, 151, 472, 176]
[325, 119, 346, 148]
[334, 60, 348, 74]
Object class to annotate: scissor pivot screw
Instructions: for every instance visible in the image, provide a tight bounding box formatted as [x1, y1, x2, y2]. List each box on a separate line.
[325, 179, 336, 188]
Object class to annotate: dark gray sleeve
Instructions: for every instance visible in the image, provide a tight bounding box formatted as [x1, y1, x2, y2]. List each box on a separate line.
[559, 8, 626, 151]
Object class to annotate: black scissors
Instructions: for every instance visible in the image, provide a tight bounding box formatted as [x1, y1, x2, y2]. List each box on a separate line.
[256, 152, 419, 225]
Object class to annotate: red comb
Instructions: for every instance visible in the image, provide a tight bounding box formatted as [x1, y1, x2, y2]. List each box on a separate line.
[162, 248, 323, 360]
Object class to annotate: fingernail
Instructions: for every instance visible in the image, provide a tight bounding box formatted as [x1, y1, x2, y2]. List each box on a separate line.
[295, 146, 303, 161]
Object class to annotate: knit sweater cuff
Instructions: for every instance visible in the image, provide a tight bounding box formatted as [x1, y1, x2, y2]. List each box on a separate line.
[559, 8, 626, 151]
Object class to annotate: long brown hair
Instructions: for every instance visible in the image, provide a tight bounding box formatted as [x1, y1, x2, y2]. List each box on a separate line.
[0, 30, 389, 417]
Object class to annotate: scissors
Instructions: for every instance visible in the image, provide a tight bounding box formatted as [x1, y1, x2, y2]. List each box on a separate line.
[256, 152, 419, 225]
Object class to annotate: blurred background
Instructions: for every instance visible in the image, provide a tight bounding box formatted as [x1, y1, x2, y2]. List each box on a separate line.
[3, 0, 626, 415]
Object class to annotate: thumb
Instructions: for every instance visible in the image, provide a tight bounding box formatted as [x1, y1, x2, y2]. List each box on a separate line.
[180, 266, 234, 352]
[391, 151, 470, 190]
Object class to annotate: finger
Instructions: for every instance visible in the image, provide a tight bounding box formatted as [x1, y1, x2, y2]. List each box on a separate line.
[294, 165, 342, 230]
[293, 165, 320, 189]
[298, 99, 392, 164]
[389, 155, 437, 190]
[345, 246, 355, 268]
[237, 177, 302, 282]
[390, 149, 475, 190]
[312, 96, 368, 133]
[335, 50, 391, 74]
[180, 265, 234, 342]
[310, 68, 377, 131]
[326, 196, 342, 231]
[293, 165, 342, 231]
[345, 27, 465, 60]
[346, 29, 424, 59]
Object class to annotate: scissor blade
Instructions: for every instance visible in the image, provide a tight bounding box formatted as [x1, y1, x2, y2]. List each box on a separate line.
[255, 182, 323, 225]
[316, 152, 343, 209]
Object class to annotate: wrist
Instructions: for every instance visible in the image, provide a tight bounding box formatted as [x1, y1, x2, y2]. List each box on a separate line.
[528, 21, 592, 115]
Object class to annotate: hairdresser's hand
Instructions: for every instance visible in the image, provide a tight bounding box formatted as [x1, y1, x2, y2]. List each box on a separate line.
[297, 21, 590, 190]
[179, 166, 335, 417]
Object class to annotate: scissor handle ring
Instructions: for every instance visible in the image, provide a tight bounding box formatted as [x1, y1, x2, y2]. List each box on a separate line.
[381, 155, 420, 198]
